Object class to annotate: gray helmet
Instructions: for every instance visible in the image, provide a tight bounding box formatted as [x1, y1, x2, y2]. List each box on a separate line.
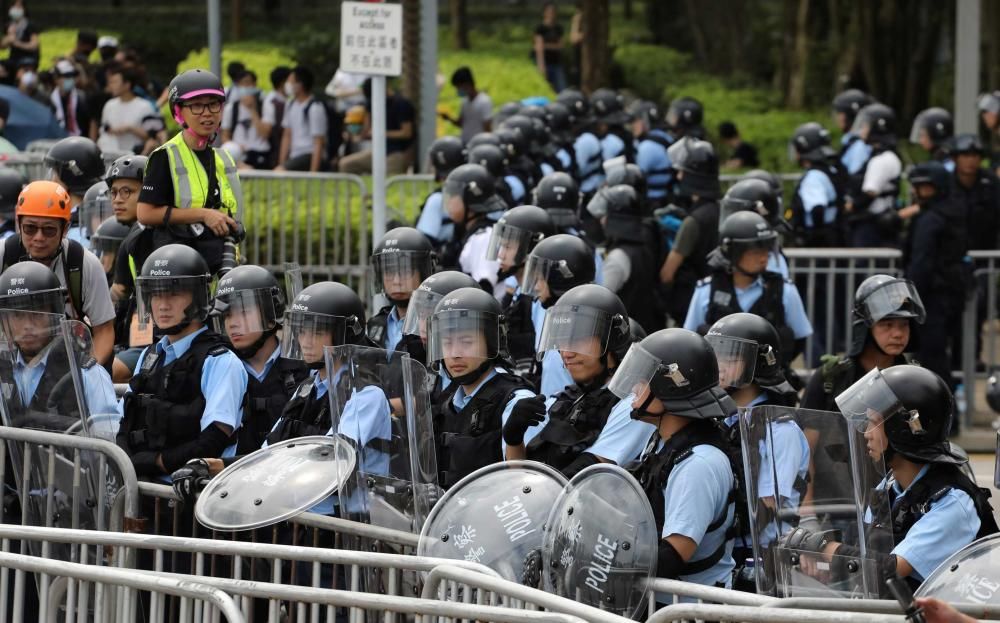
[105, 154, 149, 184]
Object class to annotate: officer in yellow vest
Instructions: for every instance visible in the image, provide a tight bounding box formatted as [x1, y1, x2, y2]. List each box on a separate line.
[136, 69, 243, 276]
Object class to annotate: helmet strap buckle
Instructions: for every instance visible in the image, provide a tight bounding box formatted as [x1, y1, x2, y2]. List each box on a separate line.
[906, 409, 926, 435]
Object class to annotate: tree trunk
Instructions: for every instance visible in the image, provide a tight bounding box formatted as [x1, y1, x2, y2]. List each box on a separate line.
[785, 0, 810, 108]
[624, 0, 633, 20]
[580, 0, 609, 93]
[449, 0, 469, 50]
[401, 0, 421, 102]
[230, 0, 242, 40]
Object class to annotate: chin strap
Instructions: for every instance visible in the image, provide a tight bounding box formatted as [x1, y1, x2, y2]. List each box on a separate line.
[446, 358, 494, 386]
[234, 327, 278, 359]
[160, 319, 192, 336]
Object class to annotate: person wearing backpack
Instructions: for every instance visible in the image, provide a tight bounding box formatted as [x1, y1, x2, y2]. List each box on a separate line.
[220, 70, 272, 170]
[262, 66, 290, 167]
[276, 66, 328, 172]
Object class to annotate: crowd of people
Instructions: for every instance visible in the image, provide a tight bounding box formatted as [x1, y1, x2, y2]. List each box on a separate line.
[0, 42, 999, 616]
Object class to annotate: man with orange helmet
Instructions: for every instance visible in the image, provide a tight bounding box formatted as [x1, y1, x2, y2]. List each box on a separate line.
[0, 180, 116, 365]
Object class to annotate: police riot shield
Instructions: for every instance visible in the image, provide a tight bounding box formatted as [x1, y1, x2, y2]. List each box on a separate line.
[195, 435, 357, 531]
[747, 404, 893, 599]
[324, 344, 439, 534]
[283, 262, 303, 303]
[418, 461, 568, 582]
[915, 534, 1000, 606]
[542, 464, 656, 619]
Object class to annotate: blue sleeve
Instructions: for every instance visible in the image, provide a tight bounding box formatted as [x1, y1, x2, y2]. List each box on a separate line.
[82, 364, 122, 439]
[682, 284, 709, 331]
[662, 449, 732, 542]
[415, 191, 444, 240]
[335, 385, 392, 480]
[573, 135, 594, 169]
[601, 134, 625, 160]
[797, 170, 832, 226]
[540, 162, 554, 177]
[636, 141, 661, 176]
[556, 149, 572, 170]
[767, 251, 789, 278]
[199, 351, 248, 433]
[501, 388, 546, 454]
[505, 175, 526, 203]
[781, 281, 813, 339]
[592, 249, 604, 286]
[759, 421, 809, 501]
[893, 489, 980, 581]
[841, 139, 872, 175]
[531, 299, 546, 338]
[585, 399, 656, 465]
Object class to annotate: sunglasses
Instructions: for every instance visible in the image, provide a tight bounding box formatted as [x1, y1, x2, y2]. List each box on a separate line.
[20, 223, 62, 239]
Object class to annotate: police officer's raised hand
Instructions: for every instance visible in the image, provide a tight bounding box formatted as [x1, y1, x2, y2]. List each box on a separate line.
[172, 458, 212, 506]
[502, 395, 547, 447]
[201, 209, 238, 237]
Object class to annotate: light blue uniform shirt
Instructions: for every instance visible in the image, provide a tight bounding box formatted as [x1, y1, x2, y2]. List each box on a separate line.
[385, 306, 404, 354]
[683, 275, 813, 340]
[133, 327, 247, 482]
[415, 190, 455, 244]
[658, 442, 736, 592]
[637, 130, 673, 200]
[581, 395, 656, 466]
[450, 367, 537, 455]
[504, 174, 526, 204]
[840, 133, 872, 175]
[574, 132, 604, 193]
[531, 299, 574, 398]
[872, 465, 980, 582]
[797, 169, 838, 228]
[243, 341, 281, 383]
[555, 148, 572, 170]
[540, 162, 555, 177]
[768, 251, 789, 278]
[600, 133, 626, 161]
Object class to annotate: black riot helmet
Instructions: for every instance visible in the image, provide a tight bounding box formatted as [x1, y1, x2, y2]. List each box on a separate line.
[501, 115, 542, 154]
[44, 137, 105, 196]
[466, 132, 502, 151]
[521, 234, 596, 307]
[910, 107, 953, 151]
[442, 163, 507, 221]
[832, 89, 874, 128]
[466, 143, 508, 179]
[0, 261, 66, 353]
[717, 211, 777, 269]
[588, 185, 645, 242]
[402, 270, 479, 339]
[427, 286, 506, 385]
[487, 205, 555, 275]
[91, 216, 130, 270]
[987, 371, 1000, 414]
[556, 89, 590, 126]
[105, 154, 148, 185]
[537, 283, 632, 367]
[740, 169, 784, 216]
[705, 312, 794, 396]
[790, 122, 835, 163]
[667, 137, 720, 199]
[281, 281, 367, 369]
[851, 103, 897, 147]
[604, 160, 647, 197]
[427, 136, 466, 180]
[949, 133, 985, 157]
[835, 365, 963, 465]
[544, 101, 575, 142]
[492, 101, 522, 127]
[496, 126, 528, 160]
[370, 226, 436, 304]
[590, 88, 630, 126]
[665, 97, 704, 134]
[720, 178, 783, 229]
[628, 317, 647, 343]
[848, 274, 926, 357]
[80, 181, 112, 240]
[532, 172, 580, 228]
[628, 99, 662, 131]
[0, 168, 27, 220]
[136, 244, 212, 335]
[609, 328, 735, 420]
[907, 160, 952, 200]
[213, 264, 286, 358]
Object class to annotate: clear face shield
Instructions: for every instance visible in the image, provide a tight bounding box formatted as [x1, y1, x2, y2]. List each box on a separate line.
[856, 279, 926, 326]
[520, 254, 573, 300]
[426, 308, 499, 368]
[835, 367, 909, 464]
[401, 287, 443, 339]
[0, 309, 64, 359]
[369, 250, 434, 300]
[280, 310, 357, 365]
[536, 303, 617, 360]
[720, 196, 770, 230]
[134, 275, 206, 331]
[80, 191, 112, 241]
[608, 343, 663, 406]
[705, 333, 758, 389]
[486, 221, 537, 272]
[213, 287, 278, 345]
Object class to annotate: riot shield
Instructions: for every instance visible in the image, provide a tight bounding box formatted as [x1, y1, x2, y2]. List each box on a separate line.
[542, 464, 656, 619]
[747, 404, 892, 598]
[915, 534, 1000, 606]
[418, 461, 567, 582]
[283, 262, 303, 303]
[195, 435, 357, 531]
[324, 344, 440, 534]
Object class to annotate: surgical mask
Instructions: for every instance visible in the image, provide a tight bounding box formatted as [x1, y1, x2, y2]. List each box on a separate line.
[8, 7, 23, 20]
[284, 82, 295, 98]
[59, 77, 75, 93]
[19, 71, 35, 88]
[348, 123, 363, 135]
[455, 87, 467, 98]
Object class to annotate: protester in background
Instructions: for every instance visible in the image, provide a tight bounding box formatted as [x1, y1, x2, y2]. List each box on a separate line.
[2, 1, 39, 74]
[338, 78, 414, 175]
[718, 121, 759, 170]
[98, 65, 158, 154]
[276, 65, 328, 172]
[221, 70, 273, 170]
[440, 66, 492, 144]
[533, 2, 566, 93]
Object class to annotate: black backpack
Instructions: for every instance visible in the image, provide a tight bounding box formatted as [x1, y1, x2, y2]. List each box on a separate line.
[303, 97, 343, 166]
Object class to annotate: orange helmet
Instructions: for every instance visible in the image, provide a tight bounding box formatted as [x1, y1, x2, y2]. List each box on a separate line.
[16, 181, 72, 222]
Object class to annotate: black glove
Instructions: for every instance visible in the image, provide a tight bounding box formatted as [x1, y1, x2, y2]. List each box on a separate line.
[521, 548, 542, 588]
[131, 451, 161, 477]
[171, 458, 211, 506]
[502, 395, 547, 447]
[779, 526, 842, 555]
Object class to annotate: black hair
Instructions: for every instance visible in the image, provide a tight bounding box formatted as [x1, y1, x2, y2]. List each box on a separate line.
[270, 66, 291, 90]
[226, 61, 246, 81]
[291, 65, 314, 92]
[718, 121, 739, 139]
[77, 31, 98, 48]
[450, 66, 474, 88]
[108, 64, 138, 89]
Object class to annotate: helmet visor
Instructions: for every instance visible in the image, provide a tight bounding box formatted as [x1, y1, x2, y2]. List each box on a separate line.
[135, 275, 208, 331]
[280, 310, 357, 364]
[608, 343, 662, 402]
[545, 208, 578, 228]
[978, 92, 1000, 115]
[0, 287, 65, 316]
[369, 250, 434, 298]
[834, 367, 905, 434]
[427, 308, 499, 364]
[705, 334, 758, 389]
[0, 310, 64, 356]
[908, 111, 931, 144]
[858, 279, 926, 325]
[400, 287, 442, 338]
[487, 221, 538, 268]
[521, 254, 573, 300]
[213, 287, 279, 338]
[719, 197, 766, 230]
[80, 196, 112, 241]
[536, 304, 616, 360]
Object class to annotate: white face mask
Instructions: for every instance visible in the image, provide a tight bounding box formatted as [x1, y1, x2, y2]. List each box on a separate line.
[283, 81, 295, 98]
[8, 8, 23, 21]
[60, 77, 75, 93]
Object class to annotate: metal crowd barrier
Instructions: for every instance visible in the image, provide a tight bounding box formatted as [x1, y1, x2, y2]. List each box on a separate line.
[961, 250, 1000, 428]
[386, 173, 436, 225]
[237, 170, 369, 292]
[0, 153, 47, 182]
[24, 140, 59, 155]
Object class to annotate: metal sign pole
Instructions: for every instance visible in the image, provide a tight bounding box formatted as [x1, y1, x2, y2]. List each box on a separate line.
[372, 75, 388, 247]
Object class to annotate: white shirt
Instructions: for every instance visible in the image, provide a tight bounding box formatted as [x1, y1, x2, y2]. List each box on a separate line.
[283, 97, 328, 160]
[861, 150, 901, 215]
[460, 92, 493, 144]
[458, 226, 505, 300]
[325, 69, 368, 112]
[98, 96, 156, 153]
[221, 99, 271, 153]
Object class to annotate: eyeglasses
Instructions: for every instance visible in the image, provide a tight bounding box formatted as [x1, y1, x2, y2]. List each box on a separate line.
[182, 101, 223, 115]
[20, 223, 62, 239]
[109, 187, 135, 200]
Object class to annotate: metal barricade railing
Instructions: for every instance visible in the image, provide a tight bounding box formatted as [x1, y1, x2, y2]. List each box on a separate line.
[647, 603, 906, 622]
[0, 153, 47, 182]
[24, 139, 59, 155]
[385, 173, 436, 226]
[783, 247, 903, 368]
[961, 250, 1000, 428]
[238, 170, 369, 291]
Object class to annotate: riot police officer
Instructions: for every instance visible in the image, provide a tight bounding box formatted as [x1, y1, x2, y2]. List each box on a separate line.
[90, 216, 129, 280]
[719, 178, 789, 277]
[43, 136, 105, 244]
[845, 103, 901, 247]
[543, 101, 576, 172]
[0, 169, 25, 240]
[521, 233, 597, 398]
[118, 244, 246, 480]
[629, 100, 673, 206]
[415, 135, 465, 247]
[786, 365, 998, 590]
[505, 284, 654, 477]
[658, 137, 721, 326]
[397, 270, 479, 366]
[789, 122, 844, 247]
[665, 96, 705, 140]
[440, 163, 508, 295]
[557, 89, 604, 196]
[831, 89, 874, 176]
[427, 286, 537, 488]
[910, 107, 954, 166]
[212, 264, 308, 454]
[466, 142, 517, 209]
[589, 88, 633, 164]
[368, 227, 437, 352]
[684, 211, 812, 367]
[496, 123, 542, 199]
[610, 328, 736, 588]
[78, 180, 112, 245]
